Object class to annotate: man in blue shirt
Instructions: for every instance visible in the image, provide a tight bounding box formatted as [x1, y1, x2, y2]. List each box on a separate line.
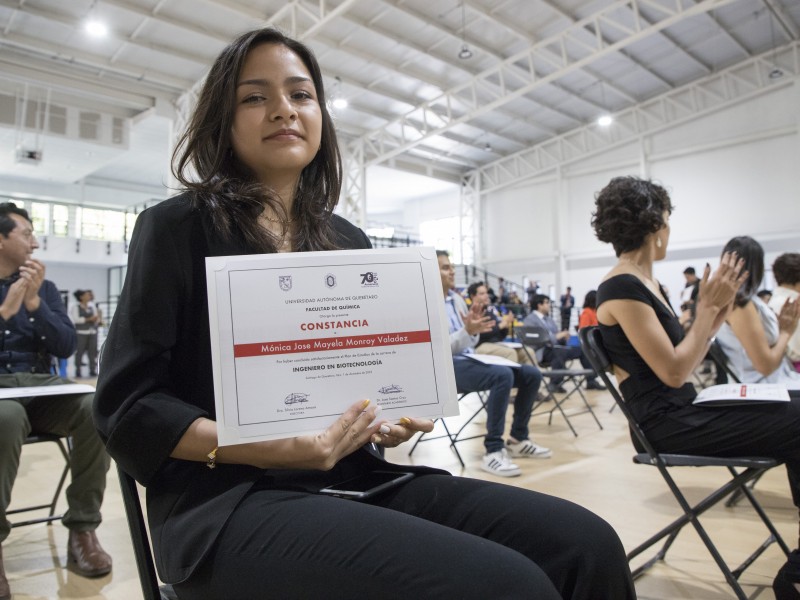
[523, 294, 605, 392]
[438, 251, 549, 477]
[0, 204, 111, 600]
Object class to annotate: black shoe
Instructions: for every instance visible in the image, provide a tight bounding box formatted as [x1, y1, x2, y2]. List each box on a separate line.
[586, 380, 606, 390]
[547, 383, 567, 394]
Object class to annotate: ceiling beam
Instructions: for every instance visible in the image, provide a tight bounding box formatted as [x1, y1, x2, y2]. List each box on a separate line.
[476, 41, 800, 193]
[379, 1, 587, 133]
[763, 0, 800, 41]
[312, 6, 567, 151]
[355, 0, 741, 167]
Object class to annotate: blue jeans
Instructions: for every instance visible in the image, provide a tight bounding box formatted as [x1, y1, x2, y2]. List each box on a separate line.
[452, 356, 543, 453]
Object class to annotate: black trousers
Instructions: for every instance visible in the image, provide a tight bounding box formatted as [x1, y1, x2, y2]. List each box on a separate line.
[645, 391, 800, 508]
[174, 474, 635, 600]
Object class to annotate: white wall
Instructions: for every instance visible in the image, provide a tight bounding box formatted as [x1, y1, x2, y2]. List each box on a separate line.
[399, 187, 460, 228]
[35, 237, 127, 310]
[479, 79, 800, 312]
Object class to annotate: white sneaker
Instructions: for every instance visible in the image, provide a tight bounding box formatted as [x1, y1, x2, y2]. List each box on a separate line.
[506, 438, 552, 459]
[481, 449, 521, 477]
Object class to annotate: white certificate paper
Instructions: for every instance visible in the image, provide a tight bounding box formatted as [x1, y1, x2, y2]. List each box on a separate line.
[693, 383, 791, 407]
[206, 247, 458, 445]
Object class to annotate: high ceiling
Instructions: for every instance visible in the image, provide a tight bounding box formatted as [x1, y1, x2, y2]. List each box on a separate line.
[0, 0, 798, 212]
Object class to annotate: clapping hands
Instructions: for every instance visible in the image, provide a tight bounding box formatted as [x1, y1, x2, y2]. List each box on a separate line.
[697, 252, 747, 331]
[462, 300, 494, 336]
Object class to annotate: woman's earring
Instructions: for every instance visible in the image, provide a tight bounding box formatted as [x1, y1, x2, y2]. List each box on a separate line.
[656, 238, 663, 248]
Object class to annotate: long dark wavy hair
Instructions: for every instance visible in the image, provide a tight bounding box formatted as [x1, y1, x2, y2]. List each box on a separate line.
[722, 236, 765, 308]
[172, 27, 342, 252]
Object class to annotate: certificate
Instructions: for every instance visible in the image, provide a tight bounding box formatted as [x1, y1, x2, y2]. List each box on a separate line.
[692, 383, 790, 407]
[0, 383, 95, 399]
[206, 246, 458, 445]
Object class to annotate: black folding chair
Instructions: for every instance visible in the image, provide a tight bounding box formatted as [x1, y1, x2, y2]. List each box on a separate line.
[408, 391, 487, 467]
[116, 465, 178, 600]
[708, 339, 743, 384]
[579, 326, 789, 599]
[516, 324, 602, 436]
[9, 434, 71, 528]
[707, 340, 774, 507]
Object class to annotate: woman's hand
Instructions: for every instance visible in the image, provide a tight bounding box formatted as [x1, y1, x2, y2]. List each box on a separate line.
[370, 416, 435, 448]
[778, 299, 800, 335]
[696, 252, 747, 314]
[302, 399, 384, 470]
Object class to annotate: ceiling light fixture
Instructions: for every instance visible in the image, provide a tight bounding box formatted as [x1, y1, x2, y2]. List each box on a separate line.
[457, 2, 472, 60]
[331, 76, 348, 110]
[85, 19, 108, 37]
[597, 114, 613, 127]
[84, 2, 108, 38]
[766, 9, 784, 80]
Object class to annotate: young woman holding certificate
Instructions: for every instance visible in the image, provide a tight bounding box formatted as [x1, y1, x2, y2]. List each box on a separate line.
[592, 176, 800, 598]
[94, 28, 634, 600]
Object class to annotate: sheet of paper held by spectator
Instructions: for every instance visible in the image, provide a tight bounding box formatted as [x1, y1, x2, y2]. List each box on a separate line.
[206, 247, 458, 445]
[0, 383, 95, 399]
[692, 383, 790, 407]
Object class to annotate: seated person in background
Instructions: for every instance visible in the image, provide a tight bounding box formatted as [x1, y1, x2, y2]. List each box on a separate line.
[578, 290, 598, 330]
[93, 29, 635, 600]
[716, 237, 800, 385]
[440, 252, 550, 475]
[757, 289, 773, 304]
[466, 281, 532, 366]
[507, 289, 523, 306]
[592, 176, 800, 599]
[769, 253, 800, 372]
[0, 203, 111, 600]
[523, 294, 605, 392]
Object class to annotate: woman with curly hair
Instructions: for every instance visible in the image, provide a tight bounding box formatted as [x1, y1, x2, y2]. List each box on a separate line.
[716, 237, 800, 384]
[93, 27, 635, 600]
[592, 176, 800, 598]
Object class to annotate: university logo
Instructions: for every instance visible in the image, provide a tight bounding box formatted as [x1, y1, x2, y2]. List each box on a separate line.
[279, 275, 292, 291]
[360, 271, 379, 286]
[325, 273, 337, 288]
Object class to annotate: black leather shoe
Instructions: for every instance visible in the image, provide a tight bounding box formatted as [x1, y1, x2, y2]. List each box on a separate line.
[67, 531, 112, 578]
[586, 380, 606, 390]
[547, 383, 567, 394]
[0, 543, 10, 600]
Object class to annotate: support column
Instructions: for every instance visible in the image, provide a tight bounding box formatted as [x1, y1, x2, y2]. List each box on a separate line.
[460, 170, 478, 265]
[554, 166, 567, 300]
[341, 139, 366, 227]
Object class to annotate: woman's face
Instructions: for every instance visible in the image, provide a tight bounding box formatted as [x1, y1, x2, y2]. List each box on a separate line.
[231, 43, 322, 187]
